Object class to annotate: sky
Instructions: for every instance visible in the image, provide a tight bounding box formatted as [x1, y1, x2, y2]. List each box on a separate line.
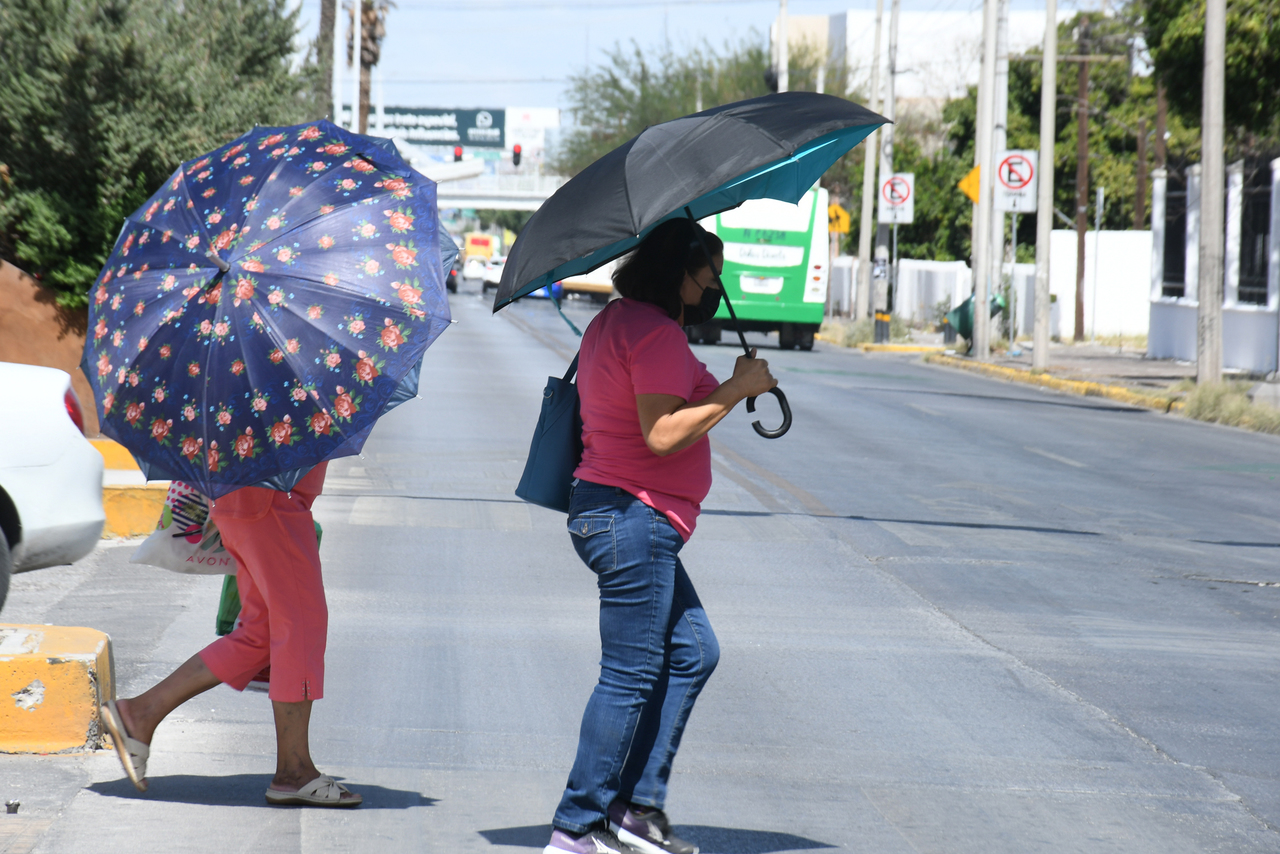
[294, 0, 1094, 116]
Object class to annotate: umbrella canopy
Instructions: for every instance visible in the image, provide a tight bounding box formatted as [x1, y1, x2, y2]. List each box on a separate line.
[492, 91, 888, 309]
[83, 120, 452, 497]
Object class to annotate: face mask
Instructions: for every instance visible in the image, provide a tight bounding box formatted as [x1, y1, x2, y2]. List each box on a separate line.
[682, 279, 722, 326]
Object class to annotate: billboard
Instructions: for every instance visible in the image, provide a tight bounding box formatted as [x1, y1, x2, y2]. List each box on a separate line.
[381, 108, 506, 148]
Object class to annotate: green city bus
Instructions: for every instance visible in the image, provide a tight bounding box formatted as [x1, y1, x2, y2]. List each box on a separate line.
[689, 186, 829, 350]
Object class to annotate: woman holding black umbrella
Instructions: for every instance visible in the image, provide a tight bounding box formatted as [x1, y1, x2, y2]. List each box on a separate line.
[545, 218, 776, 854]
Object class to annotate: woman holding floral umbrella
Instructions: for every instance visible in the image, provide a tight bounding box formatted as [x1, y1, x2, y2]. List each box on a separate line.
[92, 119, 453, 805]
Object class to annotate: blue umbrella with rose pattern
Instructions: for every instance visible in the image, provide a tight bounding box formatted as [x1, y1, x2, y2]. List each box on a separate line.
[82, 120, 451, 497]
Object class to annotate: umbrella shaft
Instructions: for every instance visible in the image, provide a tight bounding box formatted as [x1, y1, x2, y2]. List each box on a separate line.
[684, 207, 752, 359]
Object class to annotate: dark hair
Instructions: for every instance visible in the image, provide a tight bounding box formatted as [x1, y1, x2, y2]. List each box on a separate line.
[612, 218, 724, 321]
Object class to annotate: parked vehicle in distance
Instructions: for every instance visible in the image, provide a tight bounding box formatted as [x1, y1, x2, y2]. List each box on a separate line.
[481, 255, 506, 292]
[464, 232, 496, 261]
[527, 281, 565, 300]
[463, 256, 488, 280]
[0, 363, 105, 611]
[560, 258, 617, 303]
[447, 255, 460, 293]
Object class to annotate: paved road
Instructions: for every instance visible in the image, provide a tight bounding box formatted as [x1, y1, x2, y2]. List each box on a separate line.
[3, 277, 1279, 854]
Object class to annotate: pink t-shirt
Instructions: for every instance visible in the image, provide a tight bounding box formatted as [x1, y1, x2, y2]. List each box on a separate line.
[573, 298, 720, 541]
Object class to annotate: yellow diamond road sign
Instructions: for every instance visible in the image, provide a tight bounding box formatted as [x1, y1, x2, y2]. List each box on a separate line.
[827, 203, 850, 234]
[958, 166, 981, 204]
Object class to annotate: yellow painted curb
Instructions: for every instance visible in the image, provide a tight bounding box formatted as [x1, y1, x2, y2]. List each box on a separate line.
[923, 354, 1184, 413]
[0, 624, 115, 754]
[102, 484, 167, 538]
[814, 334, 944, 353]
[90, 438, 140, 471]
[859, 343, 946, 353]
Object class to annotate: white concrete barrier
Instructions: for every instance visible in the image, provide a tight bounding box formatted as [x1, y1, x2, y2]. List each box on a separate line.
[1049, 230, 1153, 338]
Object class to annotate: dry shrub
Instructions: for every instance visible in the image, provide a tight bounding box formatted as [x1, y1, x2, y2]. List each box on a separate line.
[1182, 381, 1280, 435]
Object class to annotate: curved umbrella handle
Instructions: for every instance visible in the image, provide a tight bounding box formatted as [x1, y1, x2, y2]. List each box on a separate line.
[746, 386, 791, 439]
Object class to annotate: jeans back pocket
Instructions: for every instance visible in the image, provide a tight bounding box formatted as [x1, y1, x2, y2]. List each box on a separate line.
[568, 513, 617, 574]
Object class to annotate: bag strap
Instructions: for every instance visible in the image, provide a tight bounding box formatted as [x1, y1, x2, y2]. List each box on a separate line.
[563, 352, 580, 383]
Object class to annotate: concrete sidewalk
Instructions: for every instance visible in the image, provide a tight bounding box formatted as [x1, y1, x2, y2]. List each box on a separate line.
[984, 341, 1198, 393]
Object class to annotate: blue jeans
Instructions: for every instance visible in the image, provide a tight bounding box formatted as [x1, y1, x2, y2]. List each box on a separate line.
[553, 481, 720, 833]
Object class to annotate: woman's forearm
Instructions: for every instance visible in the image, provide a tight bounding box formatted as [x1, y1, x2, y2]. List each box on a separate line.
[637, 381, 748, 456]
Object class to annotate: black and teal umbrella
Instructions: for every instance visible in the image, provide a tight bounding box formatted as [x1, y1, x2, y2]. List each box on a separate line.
[492, 92, 887, 438]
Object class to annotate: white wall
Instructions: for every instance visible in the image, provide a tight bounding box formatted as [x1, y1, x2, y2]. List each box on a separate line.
[1149, 299, 1279, 373]
[1049, 230, 1153, 338]
[895, 260, 971, 323]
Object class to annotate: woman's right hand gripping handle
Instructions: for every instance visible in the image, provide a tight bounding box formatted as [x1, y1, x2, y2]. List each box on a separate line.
[733, 348, 790, 439]
[731, 348, 777, 401]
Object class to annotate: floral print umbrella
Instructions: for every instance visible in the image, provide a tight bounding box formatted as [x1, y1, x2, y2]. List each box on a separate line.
[82, 120, 451, 497]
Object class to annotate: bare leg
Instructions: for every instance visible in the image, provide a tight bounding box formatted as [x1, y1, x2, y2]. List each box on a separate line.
[269, 700, 320, 789]
[268, 700, 359, 802]
[115, 653, 220, 745]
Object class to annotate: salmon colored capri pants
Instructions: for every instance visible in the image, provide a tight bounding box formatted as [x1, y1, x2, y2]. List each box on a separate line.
[199, 463, 329, 703]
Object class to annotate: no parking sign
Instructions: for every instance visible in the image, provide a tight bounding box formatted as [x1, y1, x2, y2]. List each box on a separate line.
[877, 172, 914, 224]
[994, 151, 1038, 213]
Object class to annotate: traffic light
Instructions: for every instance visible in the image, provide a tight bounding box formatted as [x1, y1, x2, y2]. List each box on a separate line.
[512, 144, 522, 168]
[453, 146, 462, 162]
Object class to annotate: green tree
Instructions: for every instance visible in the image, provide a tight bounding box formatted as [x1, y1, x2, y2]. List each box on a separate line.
[553, 34, 839, 177]
[1147, 0, 1280, 145]
[0, 0, 314, 308]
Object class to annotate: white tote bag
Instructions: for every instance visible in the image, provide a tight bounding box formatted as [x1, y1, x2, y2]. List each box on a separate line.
[130, 482, 239, 575]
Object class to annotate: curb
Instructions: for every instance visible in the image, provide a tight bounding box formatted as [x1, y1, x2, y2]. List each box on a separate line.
[814, 334, 944, 353]
[92, 438, 164, 538]
[0, 624, 115, 754]
[90, 438, 140, 471]
[923, 353, 1185, 413]
[102, 484, 167, 538]
[859, 343, 945, 353]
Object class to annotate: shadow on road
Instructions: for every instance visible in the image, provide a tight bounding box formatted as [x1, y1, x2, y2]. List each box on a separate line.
[1190, 540, 1280, 548]
[478, 824, 834, 853]
[701, 508, 1101, 537]
[87, 775, 437, 809]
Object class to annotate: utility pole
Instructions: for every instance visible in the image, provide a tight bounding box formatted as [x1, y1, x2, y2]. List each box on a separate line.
[330, 0, 343, 124]
[973, 0, 1000, 359]
[778, 0, 789, 94]
[348, 0, 362, 131]
[874, 0, 900, 320]
[1135, 117, 1147, 228]
[1198, 0, 1225, 383]
[1032, 0, 1057, 371]
[854, 0, 884, 322]
[319, 0, 336, 121]
[1154, 81, 1168, 169]
[1073, 20, 1090, 342]
[994, 0, 1011, 341]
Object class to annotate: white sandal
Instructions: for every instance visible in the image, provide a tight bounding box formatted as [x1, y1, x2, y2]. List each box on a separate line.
[100, 700, 149, 792]
[265, 774, 362, 808]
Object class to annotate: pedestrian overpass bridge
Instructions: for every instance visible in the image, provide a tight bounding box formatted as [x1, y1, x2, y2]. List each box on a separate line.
[434, 174, 567, 212]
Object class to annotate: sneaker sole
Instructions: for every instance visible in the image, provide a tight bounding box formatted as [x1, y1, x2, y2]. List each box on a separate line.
[611, 823, 698, 854]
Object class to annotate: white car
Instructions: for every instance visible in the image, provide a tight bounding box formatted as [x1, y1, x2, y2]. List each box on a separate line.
[462, 256, 488, 280]
[0, 363, 105, 611]
[482, 255, 506, 292]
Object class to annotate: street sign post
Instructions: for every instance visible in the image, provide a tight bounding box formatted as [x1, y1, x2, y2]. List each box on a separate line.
[958, 166, 981, 204]
[877, 173, 914, 224]
[828, 203, 851, 234]
[994, 150, 1038, 212]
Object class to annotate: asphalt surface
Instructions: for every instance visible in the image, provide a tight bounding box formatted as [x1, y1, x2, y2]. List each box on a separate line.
[3, 277, 1279, 854]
